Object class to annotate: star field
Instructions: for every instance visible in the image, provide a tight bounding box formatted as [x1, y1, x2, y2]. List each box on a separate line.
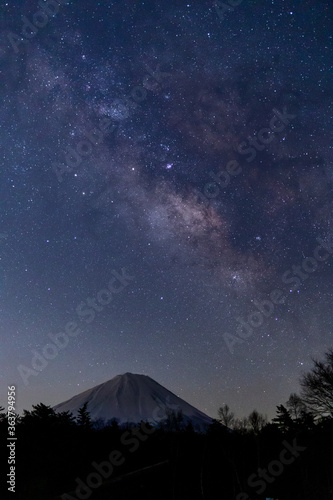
[0, 0, 332, 419]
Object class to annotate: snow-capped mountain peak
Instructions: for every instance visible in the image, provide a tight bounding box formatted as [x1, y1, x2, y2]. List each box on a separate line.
[53, 373, 213, 430]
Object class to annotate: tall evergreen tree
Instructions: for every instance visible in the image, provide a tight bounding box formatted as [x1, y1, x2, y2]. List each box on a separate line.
[76, 402, 93, 428]
[272, 404, 293, 431]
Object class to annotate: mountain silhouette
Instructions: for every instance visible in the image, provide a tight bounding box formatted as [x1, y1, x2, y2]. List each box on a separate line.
[53, 372, 213, 429]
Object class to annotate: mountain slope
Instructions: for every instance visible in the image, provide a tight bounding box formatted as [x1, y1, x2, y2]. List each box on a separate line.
[53, 372, 213, 429]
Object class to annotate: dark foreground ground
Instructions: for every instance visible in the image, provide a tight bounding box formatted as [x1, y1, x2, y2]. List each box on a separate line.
[1, 412, 333, 500]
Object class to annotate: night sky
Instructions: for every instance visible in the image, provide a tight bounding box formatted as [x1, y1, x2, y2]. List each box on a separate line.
[1, 0, 332, 420]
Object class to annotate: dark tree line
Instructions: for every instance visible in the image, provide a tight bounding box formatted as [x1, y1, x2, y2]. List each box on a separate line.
[0, 348, 332, 500]
[217, 347, 333, 433]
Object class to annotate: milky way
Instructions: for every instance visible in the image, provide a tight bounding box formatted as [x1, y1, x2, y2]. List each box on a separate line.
[0, 0, 332, 419]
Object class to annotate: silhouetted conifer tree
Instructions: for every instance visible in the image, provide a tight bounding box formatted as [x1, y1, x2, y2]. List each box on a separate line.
[272, 404, 293, 431]
[76, 402, 93, 429]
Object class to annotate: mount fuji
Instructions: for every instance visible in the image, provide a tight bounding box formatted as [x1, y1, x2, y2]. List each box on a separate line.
[53, 373, 214, 430]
